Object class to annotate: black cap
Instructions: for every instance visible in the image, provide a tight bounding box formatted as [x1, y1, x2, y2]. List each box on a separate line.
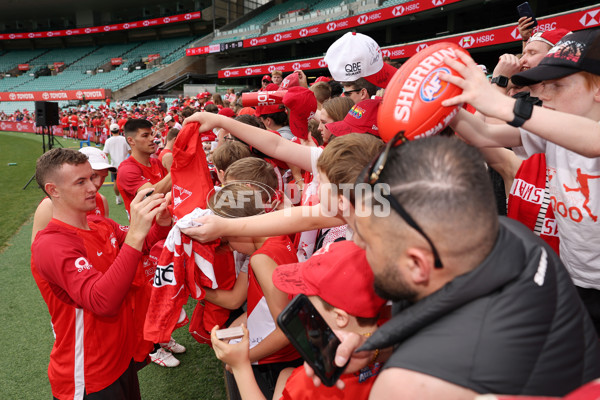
[512, 29, 600, 86]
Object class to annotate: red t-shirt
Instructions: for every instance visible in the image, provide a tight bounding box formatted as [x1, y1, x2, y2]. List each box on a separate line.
[248, 236, 300, 364]
[281, 363, 381, 400]
[31, 217, 140, 398]
[69, 115, 78, 127]
[116, 157, 168, 215]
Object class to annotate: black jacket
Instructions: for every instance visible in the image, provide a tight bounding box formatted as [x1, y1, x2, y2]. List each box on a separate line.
[360, 217, 600, 396]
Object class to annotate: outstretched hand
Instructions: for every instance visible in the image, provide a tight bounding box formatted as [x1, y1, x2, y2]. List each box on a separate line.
[439, 51, 506, 117]
[183, 111, 224, 131]
[181, 214, 228, 242]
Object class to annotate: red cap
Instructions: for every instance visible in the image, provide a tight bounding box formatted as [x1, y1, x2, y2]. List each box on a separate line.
[280, 72, 300, 89]
[218, 108, 236, 118]
[314, 76, 331, 84]
[326, 99, 380, 137]
[238, 107, 257, 116]
[527, 28, 571, 47]
[283, 86, 317, 140]
[255, 103, 285, 117]
[262, 75, 272, 82]
[273, 241, 386, 319]
[363, 62, 398, 89]
[261, 83, 280, 92]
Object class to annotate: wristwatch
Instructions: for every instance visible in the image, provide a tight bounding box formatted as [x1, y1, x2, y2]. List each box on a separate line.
[491, 75, 509, 88]
[507, 95, 536, 127]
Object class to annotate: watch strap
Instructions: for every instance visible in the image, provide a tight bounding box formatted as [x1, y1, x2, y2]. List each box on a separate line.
[507, 96, 534, 127]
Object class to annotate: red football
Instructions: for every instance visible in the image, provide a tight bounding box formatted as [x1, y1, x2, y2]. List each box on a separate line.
[378, 42, 468, 142]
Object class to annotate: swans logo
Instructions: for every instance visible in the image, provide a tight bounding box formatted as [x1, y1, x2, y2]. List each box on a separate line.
[245, 68, 253, 75]
[292, 62, 301, 70]
[318, 59, 327, 68]
[459, 36, 475, 48]
[224, 70, 231, 77]
[250, 38, 258, 46]
[327, 22, 337, 31]
[415, 44, 428, 52]
[357, 15, 368, 24]
[392, 6, 404, 16]
[173, 185, 192, 208]
[274, 34, 282, 42]
[42, 92, 50, 100]
[299, 28, 309, 37]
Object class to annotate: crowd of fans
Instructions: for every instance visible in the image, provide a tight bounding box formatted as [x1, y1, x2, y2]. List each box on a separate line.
[29, 15, 600, 400]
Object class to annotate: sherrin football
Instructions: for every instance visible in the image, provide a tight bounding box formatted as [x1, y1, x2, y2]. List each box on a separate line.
[378, 42, 468, 142]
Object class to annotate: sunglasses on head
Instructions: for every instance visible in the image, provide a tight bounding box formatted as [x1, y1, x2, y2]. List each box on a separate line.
[356, 131, 443, 269]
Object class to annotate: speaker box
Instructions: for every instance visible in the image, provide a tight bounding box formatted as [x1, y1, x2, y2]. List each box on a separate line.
[35, 101, 59, 127]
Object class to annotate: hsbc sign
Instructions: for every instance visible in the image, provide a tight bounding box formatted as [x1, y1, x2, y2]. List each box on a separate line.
[392, 6, 405, 16]
[224, 70, 231, 77]
[268, 65, 275, 72]
[382, 49, 391, 58]
[327, 22, 337, 31]
[292, 62, 301, 70]
[459, 36, 475, 48]
[415, 44, 428, 52]
[318, 59, 327, 68]
[299, 29, 309, 37]
[245, 68, 253, 75]
[250, 38, 258, 46]
[357, 15, 368, 24]
[432, 0, 445, 6]
[274, 34, 282, 42]
[580, 10, 599, 27]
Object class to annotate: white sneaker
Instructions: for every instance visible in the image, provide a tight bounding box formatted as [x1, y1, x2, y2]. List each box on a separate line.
[150, 348, 180, 368]
[161, 337, 186, 354]
[115, 196, 123, 205]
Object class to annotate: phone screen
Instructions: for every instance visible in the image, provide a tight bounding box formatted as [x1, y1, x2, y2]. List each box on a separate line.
[277, 294, 348, 386]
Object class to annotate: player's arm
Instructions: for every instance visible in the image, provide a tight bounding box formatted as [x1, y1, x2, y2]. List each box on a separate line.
[248, 253, 292, 363]
[182, 204, 344, 242]
[31, 198, 53, 244]
[478, 147, 522, 196]
[210, 325, 267, 400]
[204, 271, 248, 310]
[137, 172, 172, 195]
[184, 112, 313, 171]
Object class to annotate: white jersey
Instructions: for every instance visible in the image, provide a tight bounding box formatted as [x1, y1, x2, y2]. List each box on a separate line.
[103, 135, 130, 169]
[520, 127, 600, 289]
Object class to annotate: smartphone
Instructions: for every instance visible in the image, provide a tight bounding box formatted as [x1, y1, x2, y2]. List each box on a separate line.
[277, 294, 349, 387]
[517, 2, 538, 28]
[215, 326, 244, 341]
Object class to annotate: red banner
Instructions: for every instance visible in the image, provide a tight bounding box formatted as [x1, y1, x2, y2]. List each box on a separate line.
[186, 44, 220, 56]
[53, 62, 65, 69]
[0, 11, 201, 41]
[18, 64, 29, 71]
[111, 58, 122, 65]
[148, 54, 160, 61]
[0, 121, 35, 133]
[0, 89, 106, 101]
[218, 5, 600, 78]
[189, 0, 462, 56]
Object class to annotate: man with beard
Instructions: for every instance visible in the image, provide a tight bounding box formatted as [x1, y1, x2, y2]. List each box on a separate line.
[333, 136, 600, 399]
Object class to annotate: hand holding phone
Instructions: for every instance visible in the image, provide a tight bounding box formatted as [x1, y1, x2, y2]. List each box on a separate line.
[277, 294, 349, 387]
[517, 2, 538, 29]
[215, 326, 245, 341]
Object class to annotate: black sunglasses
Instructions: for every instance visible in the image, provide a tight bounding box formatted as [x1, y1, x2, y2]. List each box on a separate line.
[356, 131, 443, 269]
[343, 88, 362, 95]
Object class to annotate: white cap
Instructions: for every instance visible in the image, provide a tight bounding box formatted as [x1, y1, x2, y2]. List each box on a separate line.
[164, 115, 173, 123]
[79, 146, 116, 172]
[109, 123, 120, 132]
[324, 32, 397, 88]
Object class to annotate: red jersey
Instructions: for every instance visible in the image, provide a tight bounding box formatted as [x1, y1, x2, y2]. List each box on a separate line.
[507, 153, 560, 254]
[69, 115, 78, 127]
[60, 116, 68, 128]
[31, 216, 168, 399]
[281, 363, 381, 400]
[87, 192, 105, 217]
[248, 236, 300, 364]
[116, 156, 168, 215]
[158, 148, 172, 165]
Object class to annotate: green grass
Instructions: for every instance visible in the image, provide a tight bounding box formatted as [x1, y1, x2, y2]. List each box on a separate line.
[0, 132, 226, 399]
